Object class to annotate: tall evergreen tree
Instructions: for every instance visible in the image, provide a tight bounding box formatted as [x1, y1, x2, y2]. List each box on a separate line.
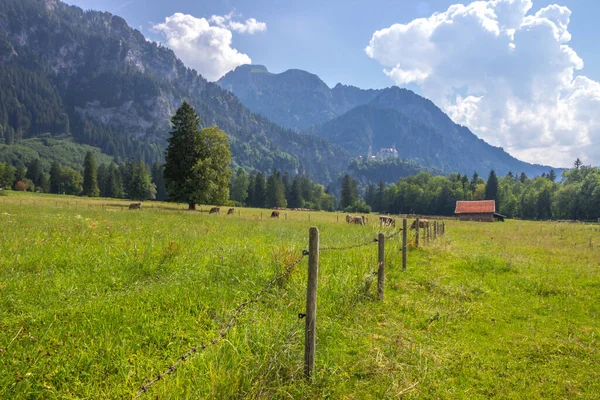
[547, 169, 557, 182]
[26, 158, 43, 188]
[282, 172, 291, 200]
[49, 161, 62, 194]
[82, 151, 100, 197]
[253, 172, 267, 208]
[470, 171, 479, 193]
[14, 162, 26, 183]
[106, 163, 124, 198]
[247, 173, 256, 207]
[375, 180, 386, 212]
[151, 163, 168, 201]
[364, 183, 376, 209]
[288, 175, 304, 208]
[163, 102, 232, 209]
[340, 174, 357, 209]
[519, 172, 528, 183]
[484, 170, 499, 205]
[230, 168, 249, 204]
[97, 163, 108, 197]
[266, 171, 287, 208]
[129, 161, 156, 200]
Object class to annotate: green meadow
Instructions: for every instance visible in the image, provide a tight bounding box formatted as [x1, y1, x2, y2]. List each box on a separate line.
[1, 192, 600, 399]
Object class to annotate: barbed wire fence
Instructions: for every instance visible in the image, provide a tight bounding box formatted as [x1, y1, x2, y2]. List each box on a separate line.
[133, 217, 447, 398]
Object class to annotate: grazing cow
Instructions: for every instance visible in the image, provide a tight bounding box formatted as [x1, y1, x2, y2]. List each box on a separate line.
[380, 216, 395, 227]
[410, 219, 429, 229]
[227, 208, 235, 215]
[346, 214, 353, 224]
[128, 202, 142, 210]
[209, 207, 220, 214]
[271, 210, 280, 218]
[353, 215, 365, 225]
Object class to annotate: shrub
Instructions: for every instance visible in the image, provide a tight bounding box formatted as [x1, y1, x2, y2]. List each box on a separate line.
[14, 180, 27, 191]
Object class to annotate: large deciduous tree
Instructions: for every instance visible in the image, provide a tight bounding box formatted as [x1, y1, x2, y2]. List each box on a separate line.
[164, 102, 232, 210]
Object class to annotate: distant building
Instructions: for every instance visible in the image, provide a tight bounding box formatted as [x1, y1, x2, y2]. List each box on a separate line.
[454, 200, 505, 222]
[370, 144, 398, 160]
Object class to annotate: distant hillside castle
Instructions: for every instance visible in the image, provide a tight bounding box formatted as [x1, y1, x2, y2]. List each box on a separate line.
[366, 145, 399, 160]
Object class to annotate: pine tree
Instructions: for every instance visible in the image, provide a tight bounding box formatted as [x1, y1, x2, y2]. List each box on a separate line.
[470, 171, 479, 193]
[288, 175, 304, 208]
[282, 172, 291, 200]
[340, 174, 357, 209]
[49, 161, 62, 194]
[151, 163, 168, 201]
[14, 162, 26, 183]
[106, 163, 124, 198]
[82, 151, 100, 197]
[485, 170, 499, 206]
[375, 181, 386, 212]
[97, 163, 108, 197]
[266, 171, 287, 208]
[364, 183, 376, 209]
[253, 172, 267, 208]
[230, 168, 249, 204]
[547, 169, 557, 182]
[26, 158, 43, 188]
[129, 161, 156, 200]
[519, 172, 528, 183]
[574, 158, 583, 170]
[247, 173, 256, 207]
[164, 102, 232, 209]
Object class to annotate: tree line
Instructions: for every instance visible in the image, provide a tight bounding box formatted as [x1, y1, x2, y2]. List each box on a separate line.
[2, 101, 597, 220]
[340, 160, 600, 220]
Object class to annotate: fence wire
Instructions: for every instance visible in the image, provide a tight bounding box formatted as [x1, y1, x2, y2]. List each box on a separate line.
[134, 225, 434, 398]
[134, 252, 307, 399]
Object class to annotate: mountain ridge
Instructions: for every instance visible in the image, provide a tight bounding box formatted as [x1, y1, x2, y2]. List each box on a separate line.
[219, 64, 559, 177]
[0, 0, 349, 182]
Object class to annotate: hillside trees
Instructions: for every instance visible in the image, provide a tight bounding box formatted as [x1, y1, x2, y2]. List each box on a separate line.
[164, 102, 232, 209]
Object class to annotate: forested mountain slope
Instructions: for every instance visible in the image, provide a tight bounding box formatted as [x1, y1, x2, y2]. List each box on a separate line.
[0, 0, 347, 182]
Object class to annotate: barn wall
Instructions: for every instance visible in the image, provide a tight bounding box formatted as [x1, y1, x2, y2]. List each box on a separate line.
[457, 213, 495, 222]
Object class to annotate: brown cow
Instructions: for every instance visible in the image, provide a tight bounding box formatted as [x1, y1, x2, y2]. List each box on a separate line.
[271, 210, 280, 218]
[128, 202, 142, 210]
[346, 214, 353, 224]
[227, 208, 235, 215]
[209, 207, 220, 214]
[410, 219, 429, 229]
[353, 216, 365, 225]
[379, 216, 395, 227]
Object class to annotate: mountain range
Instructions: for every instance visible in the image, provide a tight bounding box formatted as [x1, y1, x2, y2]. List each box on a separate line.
[0, 0, 347, 182]
[219, 65, 557, 178]
[0, 0, 558, 185]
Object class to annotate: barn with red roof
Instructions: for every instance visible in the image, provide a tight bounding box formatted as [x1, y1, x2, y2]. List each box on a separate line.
[454, 200, 505, 222]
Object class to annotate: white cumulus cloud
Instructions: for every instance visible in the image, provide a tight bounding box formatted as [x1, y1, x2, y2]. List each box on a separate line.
[210, 12, 267, 34]
[365, 0, 600, 167]
[153, 13, 266, 81]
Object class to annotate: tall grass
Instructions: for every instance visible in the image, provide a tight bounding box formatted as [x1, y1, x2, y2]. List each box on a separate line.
[1, 192, 599, 398]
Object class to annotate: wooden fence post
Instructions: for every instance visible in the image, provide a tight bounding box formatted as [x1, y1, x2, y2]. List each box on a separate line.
[426, 222, 430, 242]
[434, 221, 437, 239]
[415, 218, 420, 248]
[305, 227, 319, 379]
[402, 219, 407, 271]
[378, 233, 385, 301]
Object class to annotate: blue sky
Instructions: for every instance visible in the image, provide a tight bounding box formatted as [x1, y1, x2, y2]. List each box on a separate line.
[64, 0, 600, 167]
[64, 0, 598, 89]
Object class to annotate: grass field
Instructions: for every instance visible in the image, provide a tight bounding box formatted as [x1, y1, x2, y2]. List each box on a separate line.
[1, 191, 600, 399]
